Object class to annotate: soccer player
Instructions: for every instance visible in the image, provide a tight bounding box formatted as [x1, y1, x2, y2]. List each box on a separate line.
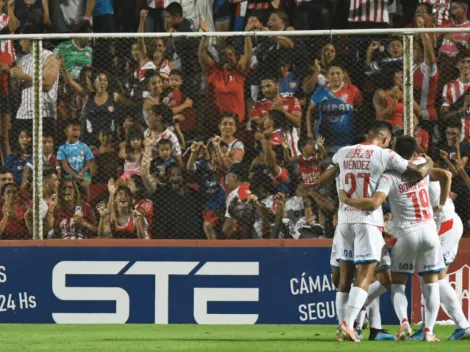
[330, 122, 433, 342]
[408, 165, 470, 340]
[339, 136, 446, 341]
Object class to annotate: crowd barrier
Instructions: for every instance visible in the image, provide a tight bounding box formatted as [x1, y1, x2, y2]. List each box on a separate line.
[0, 239, 411, 324]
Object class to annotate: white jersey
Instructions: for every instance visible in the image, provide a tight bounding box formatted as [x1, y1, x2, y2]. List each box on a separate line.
[428, 180, 455, 223]
[376, 158, 433, 230]
[333, 143, 409, 225]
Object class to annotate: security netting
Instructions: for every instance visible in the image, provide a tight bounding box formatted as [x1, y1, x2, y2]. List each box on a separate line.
[1, 26, 470, 240]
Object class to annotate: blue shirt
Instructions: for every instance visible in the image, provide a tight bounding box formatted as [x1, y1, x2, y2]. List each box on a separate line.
[280, 73, 300, 97]
[5, 153, 31, 185]
[93, 0, 114, 16]
[311, 86, 355, 147]
[57, 141, 94, 176]
[193, 160, 225, 210]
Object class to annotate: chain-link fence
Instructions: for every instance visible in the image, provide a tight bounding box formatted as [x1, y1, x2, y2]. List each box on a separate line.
[1, 28, 470, 240]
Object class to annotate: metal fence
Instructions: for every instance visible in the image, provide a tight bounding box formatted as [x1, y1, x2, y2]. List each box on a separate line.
[1, 28, 470, 240]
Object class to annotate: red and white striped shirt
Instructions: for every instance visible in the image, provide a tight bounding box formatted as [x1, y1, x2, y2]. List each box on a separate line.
[419, 0, 450, 26]
[349, 0, 390, 24]
[135, 60, 156, 82]
[414, 62, 439, 120]
[442, 79, 470, 142]
[147, 0, 164, 9]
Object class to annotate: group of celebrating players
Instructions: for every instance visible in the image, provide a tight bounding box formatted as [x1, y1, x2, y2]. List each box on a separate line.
[326, 120, 470, 342]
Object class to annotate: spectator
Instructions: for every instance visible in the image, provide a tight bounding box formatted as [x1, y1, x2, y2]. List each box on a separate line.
[149, 139, 177, 185]
[307, 65, 363, 154]
[0, 4, 14, 164]
[143, 70, 164, 125]
[140, 0, 165, 33]
[439, 0, 470, 58]
[366, 37, 403, 77]
[213, 0, 230, 31]
[279, 59, 300, 97]
[7, 0, 50, 32]
[57, 120, 94, 201]
[0, 166, 13, 190]
[119, 128, 144, 179]
[249, 76, 302, 156]
[413, 22, 440, 130]
[435, 118, 470, 230]
[53, 20, 93, 80]
[152, 164, 204, 238]
[212, 114, 245, 171]
[42, 168, 59, 205]
[373, 66, 421, 132]
[142, 104, 183, 166]
[5, 129, 31, 186]
[162, 69, 196, 134]
[199, 19, 253, 129]
[92, 127, 118, 184]
[223, 162, 251, 238]
[0, 183, 31, 239]
[97, 184, 151, 239]
[415, 114, 430, 154]
[21, 134, 60, 191]
[138, 10, 175, 85]
[295, 0, 332, 30]
[89, 0, 115, 32]
[441, 51, 470, 142]
[246, 0, 287, 26]
[49, 0, 94, 33]
[10, 24, 59, 140]
[187, 140, 226, 240]
[45, 178, 96, 239]
[419, 0, 451, 27]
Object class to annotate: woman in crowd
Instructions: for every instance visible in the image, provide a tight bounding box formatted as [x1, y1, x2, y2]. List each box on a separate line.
[302, 43, 351, 95]
[45, 178, 95, 239]
[306, 65, 363, 154]
[138, 10, 175, 86]
[373, 67, 421, 132]
[142, 71, 164, 127]
[212, 114, 245, 172]
[97, 184, 151, 239]
[0, 183, 31, 239]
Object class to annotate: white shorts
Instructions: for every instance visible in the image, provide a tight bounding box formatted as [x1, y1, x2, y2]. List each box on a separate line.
[391, 222, 445, 275]
[439, 214, 463, 265]
[335, 223, 386, 264]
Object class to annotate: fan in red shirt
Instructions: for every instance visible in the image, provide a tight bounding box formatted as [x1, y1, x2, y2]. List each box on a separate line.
[45, 179, 96, 239]
[198, 20, 253, 130]
[250, 77, 302, 156]
[0, 183, 31, 239]
[97, 184, 152, 239]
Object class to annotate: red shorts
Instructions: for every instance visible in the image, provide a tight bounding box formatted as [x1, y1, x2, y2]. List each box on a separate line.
[203, 210, 219, 225]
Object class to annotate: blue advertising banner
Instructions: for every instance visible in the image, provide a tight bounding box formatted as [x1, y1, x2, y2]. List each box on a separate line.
[0, 246, 410, 324]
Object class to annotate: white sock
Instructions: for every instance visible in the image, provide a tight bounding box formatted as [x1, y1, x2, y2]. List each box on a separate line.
[418, 276, 425, 330]
[336, 292, 349, 324]
[364, 281, 388, 307]
[423, 282, 440, 333]
[391, 284, 408, 323]
[439, 279, 470, 330]
[368, 297, 382, 330]
[357, 307, 367, 330]
[344, 287, 368, 328]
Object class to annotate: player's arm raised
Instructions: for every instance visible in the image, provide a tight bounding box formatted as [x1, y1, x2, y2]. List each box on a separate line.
[339, 190, 387, 211]
[429, 168, 452, 207]
[405, 154, 434, 179]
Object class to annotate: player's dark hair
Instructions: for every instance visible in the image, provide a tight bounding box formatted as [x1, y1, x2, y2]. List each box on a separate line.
[394, 136, 417, 160]
[368, 121, 393, 138]
[446, 118, 463, 131]
[165, 2, 183, 17]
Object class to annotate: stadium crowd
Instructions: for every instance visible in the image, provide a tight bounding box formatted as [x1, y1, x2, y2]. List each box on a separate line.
[0, 0, 469, 240]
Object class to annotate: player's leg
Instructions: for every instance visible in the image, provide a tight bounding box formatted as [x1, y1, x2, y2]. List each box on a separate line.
[340, 224, 383, 341]
[438, 216, 470, 340]
[389, 232, 417, 340]
[417, 225, 445, 341]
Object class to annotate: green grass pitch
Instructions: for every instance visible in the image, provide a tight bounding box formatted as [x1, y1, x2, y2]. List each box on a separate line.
[0, 325, 468, 352]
